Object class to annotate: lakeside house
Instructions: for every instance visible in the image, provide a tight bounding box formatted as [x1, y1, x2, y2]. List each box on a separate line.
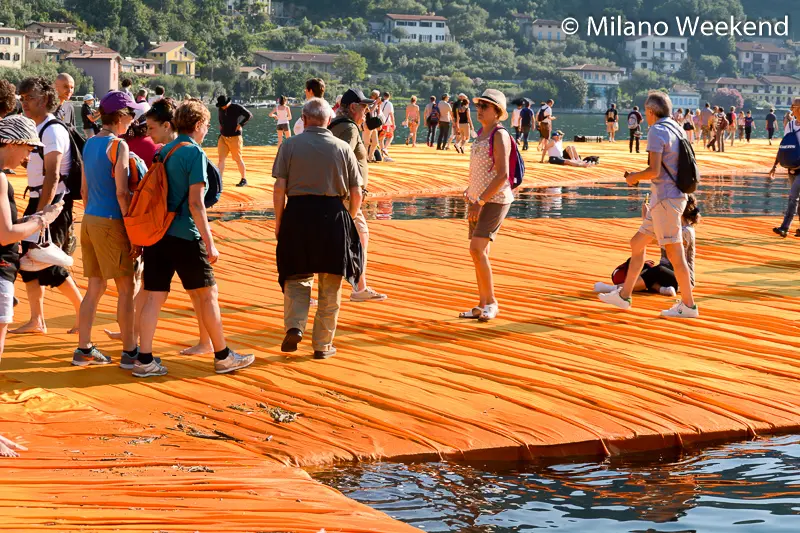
[625, 35, 688, 72]
[28, 39, 116, 64]
[0, 28, 26, 68]
[240, 66, 268, 79]
[703, 76, 800, 108]
[379, 13, 452, 45]
[65, 50, 121, 95]
[532, 19, 564, 43]
[25, 22, 77, 42]
[252, 50, 337, 74]
[735, 42, 793, 75]
[121, 57, 158, 76]
[669, 85, 701, 109]
[147, 42, 196, 76]
[559, 64, 625, 111]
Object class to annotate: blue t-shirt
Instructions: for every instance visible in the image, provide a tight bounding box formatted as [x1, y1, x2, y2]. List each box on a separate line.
[159, 134, 208, 241]
[647, 118, 686, 206]
[520, 107, 534, 127]
[744, 116, 754, 127]
[83, 135, 123, 220]
[766, 113, 777, 129]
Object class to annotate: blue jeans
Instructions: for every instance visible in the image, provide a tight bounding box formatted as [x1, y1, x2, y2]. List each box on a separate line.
[780, 173, 800, 231]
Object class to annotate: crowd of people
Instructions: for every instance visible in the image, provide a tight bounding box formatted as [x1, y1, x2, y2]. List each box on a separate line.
[1, 69, 799, 457]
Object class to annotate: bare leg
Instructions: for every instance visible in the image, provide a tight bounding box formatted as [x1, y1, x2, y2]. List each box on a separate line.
[234, 155, 246, 182]
[187, 285, 225, 352]
[469, 237, 496, 308]
[10, 281, 46, 334]
[664, 242, 695, 307]
[77, 277, 107, 349]
[619, 232, 653, 300]
[104, 274, 145, 342]
[57, 277, 83, 334]
[114, 276, 136, 352]
[181, 290, 213, 355]
[139, 291, 169, 354]
[0, 324, 7, 362]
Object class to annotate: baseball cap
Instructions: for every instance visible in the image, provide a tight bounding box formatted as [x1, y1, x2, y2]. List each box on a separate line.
[553, 130, 564, 137]
[83, 94, 95, 102]
[341, 88, 375, 108]
[0, 115, 45, 147]
[99, 90, 145, 114]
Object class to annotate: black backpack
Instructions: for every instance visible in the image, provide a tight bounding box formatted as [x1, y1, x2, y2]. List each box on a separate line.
[777, 123, 800, 170]
[537, 105, 547, 122]
[37, 118, 85, 201]
[659, 121, 700, 194]
[204, 160, 222, 208]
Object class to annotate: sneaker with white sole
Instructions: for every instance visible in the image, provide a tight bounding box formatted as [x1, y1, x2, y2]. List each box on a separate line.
[593, 282, 618, 293]
[598, 288, 632, 310]
[214, 351, 255, 374]
[132, 359, 168, 378]
[350, 287, 388, 302]
[120, 351, 161, 370]
[72, 347, 112, 367]
[660, 301, 699, 318]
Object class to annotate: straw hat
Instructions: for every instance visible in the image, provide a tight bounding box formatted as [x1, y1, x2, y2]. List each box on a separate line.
[0, 115, 44, 147]
[473, 89, 508, 120]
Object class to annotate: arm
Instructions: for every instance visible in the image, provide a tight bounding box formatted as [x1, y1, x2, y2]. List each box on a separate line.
[540, 139, 552, 163]
[269, 109, 278, 118]
[80, 161, 88, 203]
[188, 182, 218, 264]
[287, 107, 292, 120]
[273, 178, 286, 238]
[114, 141, 132, 214]
[236, 108, 253, 131]
[37, 151, 62, 211]
[0, 175, 60, 246]
[423, 106, 429, 122]
[626, 151, 662, 185]
[348, 186, 362, 218]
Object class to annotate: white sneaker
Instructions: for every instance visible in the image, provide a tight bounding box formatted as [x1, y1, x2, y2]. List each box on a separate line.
[593, 282, 618, 293]
[350, 287, 388, 302]
[132, 359, 168, 378]
[214, 350, 255, 374]
[660, 301, 699, 318]
[383, 155, 394, 162]
[598, 288, 632, 310]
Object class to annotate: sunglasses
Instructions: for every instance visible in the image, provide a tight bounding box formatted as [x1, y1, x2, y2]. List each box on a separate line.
[475, 101, 493, 110]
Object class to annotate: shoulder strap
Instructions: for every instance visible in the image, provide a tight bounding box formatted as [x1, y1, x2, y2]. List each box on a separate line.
[160, 141, 192, 164]
[109, 138, 121, 168]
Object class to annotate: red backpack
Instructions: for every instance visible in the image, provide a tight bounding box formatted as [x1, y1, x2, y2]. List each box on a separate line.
[484, 125, 524, 189]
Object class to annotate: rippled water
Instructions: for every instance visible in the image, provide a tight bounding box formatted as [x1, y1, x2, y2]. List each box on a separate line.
[312, 434, 800, 532]
[211, 175, 793, 222]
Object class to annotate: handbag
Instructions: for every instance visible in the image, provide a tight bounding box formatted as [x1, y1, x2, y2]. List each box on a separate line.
[365, 116, 383, 130]
[20, 227, 73, 271]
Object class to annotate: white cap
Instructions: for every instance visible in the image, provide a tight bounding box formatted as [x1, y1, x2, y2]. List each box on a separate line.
[83, 94, 95, 102]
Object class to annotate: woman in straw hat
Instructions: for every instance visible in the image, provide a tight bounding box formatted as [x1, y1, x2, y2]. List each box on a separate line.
[0, 115, 63, 363]
[458, 89, 514, 322]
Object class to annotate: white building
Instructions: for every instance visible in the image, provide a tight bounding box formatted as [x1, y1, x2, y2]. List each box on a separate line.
[704, 76, 800, 108]
[380, 14, 452, 45]
[226, 0, 271, 15]
[0, 28, 26, 68]
[626, 35, 688, 72]
[25, 22, 77, 43]
[532, 19, 564, 43]
[559, 64, 625, 110]
[669, 85, 701, 110]
[735, 42, 793, 75]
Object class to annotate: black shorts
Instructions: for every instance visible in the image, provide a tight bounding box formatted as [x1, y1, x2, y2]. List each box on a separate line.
[641, 264, 677, 291]
[277, 123, 289, 132]
[548, 156, 566, 165]
[143, 235, 216, 292]
[20, 196, 73, 287]
[768, 128, 775, 139]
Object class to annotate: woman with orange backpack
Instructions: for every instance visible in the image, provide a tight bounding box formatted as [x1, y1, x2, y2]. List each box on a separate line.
[73, 91, 147, 368]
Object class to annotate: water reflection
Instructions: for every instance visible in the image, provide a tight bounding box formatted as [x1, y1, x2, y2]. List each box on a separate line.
[312, 435, 800, 532]
[210, 175, 792, 222]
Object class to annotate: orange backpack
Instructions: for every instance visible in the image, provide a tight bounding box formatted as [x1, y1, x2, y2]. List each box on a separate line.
[124, 142, 190, 247]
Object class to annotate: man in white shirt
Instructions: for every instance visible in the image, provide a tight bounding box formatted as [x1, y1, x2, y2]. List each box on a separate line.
[511, 102, 522, 144]
[147, 85, 165, 106]
[294, 78, 331, 135]
[378, 91, 395, 162]
[53, 73, 75, 128]
[435, 94, 452, 150]
[14, 77, 82, 335]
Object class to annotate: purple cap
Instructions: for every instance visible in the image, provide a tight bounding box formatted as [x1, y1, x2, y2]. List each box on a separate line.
[99, 91, 146, 114]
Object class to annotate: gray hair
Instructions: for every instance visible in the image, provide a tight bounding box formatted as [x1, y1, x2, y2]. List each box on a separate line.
[644, 91, 672, 119]
[302, 97, 332, 124]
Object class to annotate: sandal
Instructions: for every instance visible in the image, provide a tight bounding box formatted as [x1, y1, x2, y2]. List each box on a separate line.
[458, 307, 482, 319]
[478, 303, 499, 322]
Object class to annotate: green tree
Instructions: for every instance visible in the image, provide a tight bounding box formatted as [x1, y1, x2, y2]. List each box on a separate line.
[334, 50, 367, 85]
[552, 73, 588, 108]
[272, 68, 315, 99]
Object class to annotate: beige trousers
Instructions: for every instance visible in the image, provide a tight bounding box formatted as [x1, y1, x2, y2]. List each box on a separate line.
[284, 273, 343, 351]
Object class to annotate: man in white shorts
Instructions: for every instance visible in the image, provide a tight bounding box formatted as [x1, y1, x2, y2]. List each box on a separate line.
[599, 91, 698, 318]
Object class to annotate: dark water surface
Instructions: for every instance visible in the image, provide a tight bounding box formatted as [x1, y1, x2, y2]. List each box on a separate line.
[311, 434, 800, 532]
[211, 175, 792, 222]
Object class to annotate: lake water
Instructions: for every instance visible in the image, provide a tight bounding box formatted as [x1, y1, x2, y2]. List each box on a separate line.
[312, 434, 800, 532]
[211, 174, 792, 222]
[199, 107, 778, 148]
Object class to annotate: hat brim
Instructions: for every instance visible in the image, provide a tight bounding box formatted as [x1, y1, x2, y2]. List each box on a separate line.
[472, 97, 509, 121]
[216, 98, 231, 107]
[0, 138, 44, 148]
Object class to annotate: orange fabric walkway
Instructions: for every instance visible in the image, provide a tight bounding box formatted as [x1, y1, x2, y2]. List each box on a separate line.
[2, 214, 800, 530]
[204, 139, 779, 207]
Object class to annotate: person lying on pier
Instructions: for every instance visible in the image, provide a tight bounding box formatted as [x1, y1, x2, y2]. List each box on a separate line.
[594, 194, 698, 297]
[540, 130, 598, 167]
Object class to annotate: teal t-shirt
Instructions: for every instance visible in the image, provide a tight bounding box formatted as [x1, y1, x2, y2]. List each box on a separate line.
[159, 134, 207, 241]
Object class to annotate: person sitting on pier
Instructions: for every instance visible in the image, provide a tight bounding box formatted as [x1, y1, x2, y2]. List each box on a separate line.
[540, 130, 597, 167]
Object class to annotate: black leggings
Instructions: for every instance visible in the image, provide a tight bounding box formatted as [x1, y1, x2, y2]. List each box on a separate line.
[640, 264, 677, 291]
[745, 126, 752, 141]
[426, 120, 438, 145]
[436, 122, 451, 150]
[629, 129, 640, 153]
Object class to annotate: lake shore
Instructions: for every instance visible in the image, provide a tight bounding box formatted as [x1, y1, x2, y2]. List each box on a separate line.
[2, 210, 800, 530]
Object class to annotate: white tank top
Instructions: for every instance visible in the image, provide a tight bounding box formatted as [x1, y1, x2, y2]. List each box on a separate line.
[547, 139, 564, 158]
[275, 106, 289, 125]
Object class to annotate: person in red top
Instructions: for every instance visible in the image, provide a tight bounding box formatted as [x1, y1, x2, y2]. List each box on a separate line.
[123, 117, 161, 168]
